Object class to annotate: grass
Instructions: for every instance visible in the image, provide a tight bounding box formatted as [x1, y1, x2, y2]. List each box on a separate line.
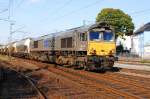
[0, 55, 15, 61]
[141, 60, 150, 63]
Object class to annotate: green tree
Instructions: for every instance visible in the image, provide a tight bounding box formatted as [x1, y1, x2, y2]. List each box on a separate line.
[96, 8, 134, 38]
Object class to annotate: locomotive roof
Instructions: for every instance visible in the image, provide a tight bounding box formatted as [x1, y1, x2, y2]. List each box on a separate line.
[56, 25, 91, 36]
[31, 22, 111, 41]
[32, 32, 58, 41]
[32, 25, 91, 41]
[88, 22, 112, 31]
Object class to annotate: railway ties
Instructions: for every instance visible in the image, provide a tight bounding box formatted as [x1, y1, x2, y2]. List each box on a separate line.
[17, 58, 150, 98]
[47, 67, 139, 99]
[0, 64, 46, 99]
[86, 72, 150, 98]
[1, 57, 150, 98]
[47, 66, 150, 99]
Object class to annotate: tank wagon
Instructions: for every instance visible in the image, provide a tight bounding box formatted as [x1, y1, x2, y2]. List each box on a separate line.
[0, 45, 7, 54]
[0, 38, 31, 58]
[5, 42, 15, 56]
[30, 22, 116, 70]
[2, 45, 8, 55]
[13, 38, 31, 58]
[0, 45, 4, 54]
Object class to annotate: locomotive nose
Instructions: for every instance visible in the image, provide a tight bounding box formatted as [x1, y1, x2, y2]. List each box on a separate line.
[87, 42, 116, 56]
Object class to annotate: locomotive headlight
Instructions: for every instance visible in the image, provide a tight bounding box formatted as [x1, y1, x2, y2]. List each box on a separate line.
[109, 49, 115, 55]
[90, 48, 97, 55]
[109, 50, 113, 55]
[112, 49, 115, 53]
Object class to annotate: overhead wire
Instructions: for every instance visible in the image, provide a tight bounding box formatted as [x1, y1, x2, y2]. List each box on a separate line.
[12, 0, 28, 38]
[38, 0, 104, 33]
[41, 0, 73, 22]
[130, 8, 150, 15]
[6, 0, 150, 38]
[49, 0, 73, 15]
[42, 0, 104, 25]
[54, 0, 103, 21]
[8, 0, 12, 19]
[14, 0, 25, 10]
[47, 0, 150, 24]
[0, 9, 8, 14]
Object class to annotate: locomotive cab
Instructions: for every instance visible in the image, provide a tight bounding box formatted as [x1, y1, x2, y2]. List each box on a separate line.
[88, 28, 115, 56]
[86, 22, 116, 70]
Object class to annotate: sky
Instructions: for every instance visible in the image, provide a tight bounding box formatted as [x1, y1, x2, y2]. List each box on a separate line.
[0, 0, 150, 44]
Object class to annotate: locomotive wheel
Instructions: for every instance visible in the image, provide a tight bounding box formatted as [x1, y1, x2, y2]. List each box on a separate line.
[85, 61, 93, 71]
[84, 66, 90, 71]
[109, 61, 114, 67]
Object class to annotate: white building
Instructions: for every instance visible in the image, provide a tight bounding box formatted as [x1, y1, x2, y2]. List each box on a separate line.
[144, 43, 150, 59]
[116, 36, 132, 50]
[131, 22, 150, 59]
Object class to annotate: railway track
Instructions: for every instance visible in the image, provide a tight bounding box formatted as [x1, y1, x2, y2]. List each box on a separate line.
[1, 57, 150, 98]
[107, 72, 150, 86]
[23, 59, 150, 99]
[48, 68, 139, 98]
[48, 67, 150, 99]
[0, 63, 46, 99]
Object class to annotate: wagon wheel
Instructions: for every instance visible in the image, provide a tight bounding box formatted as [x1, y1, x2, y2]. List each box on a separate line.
[84, 67, 90, 71]
[81, 62, 86, 70]
[56, 56, 63, 65]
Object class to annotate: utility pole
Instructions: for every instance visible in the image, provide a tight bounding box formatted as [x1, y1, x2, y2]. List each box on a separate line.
[83, 20, 86, 26]
[83, 20, 95, 26]
[8, 22, 14, 60]
[8, 0, 14, 60]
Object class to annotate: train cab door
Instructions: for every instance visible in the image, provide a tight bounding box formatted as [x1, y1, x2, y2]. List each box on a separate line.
[79, 32, 88, 51]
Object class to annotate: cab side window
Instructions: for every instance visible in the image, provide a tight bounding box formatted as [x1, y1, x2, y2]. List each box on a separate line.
[80, 33, 87, 41]
[33, 41, 38, 48]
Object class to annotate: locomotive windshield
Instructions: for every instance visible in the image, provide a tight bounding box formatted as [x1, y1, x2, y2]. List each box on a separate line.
[89, 31, 102, 41]
[103, 32, 114, 41]
[89, 31, 114, 41]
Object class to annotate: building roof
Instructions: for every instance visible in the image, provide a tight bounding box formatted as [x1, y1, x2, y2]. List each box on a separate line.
[134, 22, 150, 35]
